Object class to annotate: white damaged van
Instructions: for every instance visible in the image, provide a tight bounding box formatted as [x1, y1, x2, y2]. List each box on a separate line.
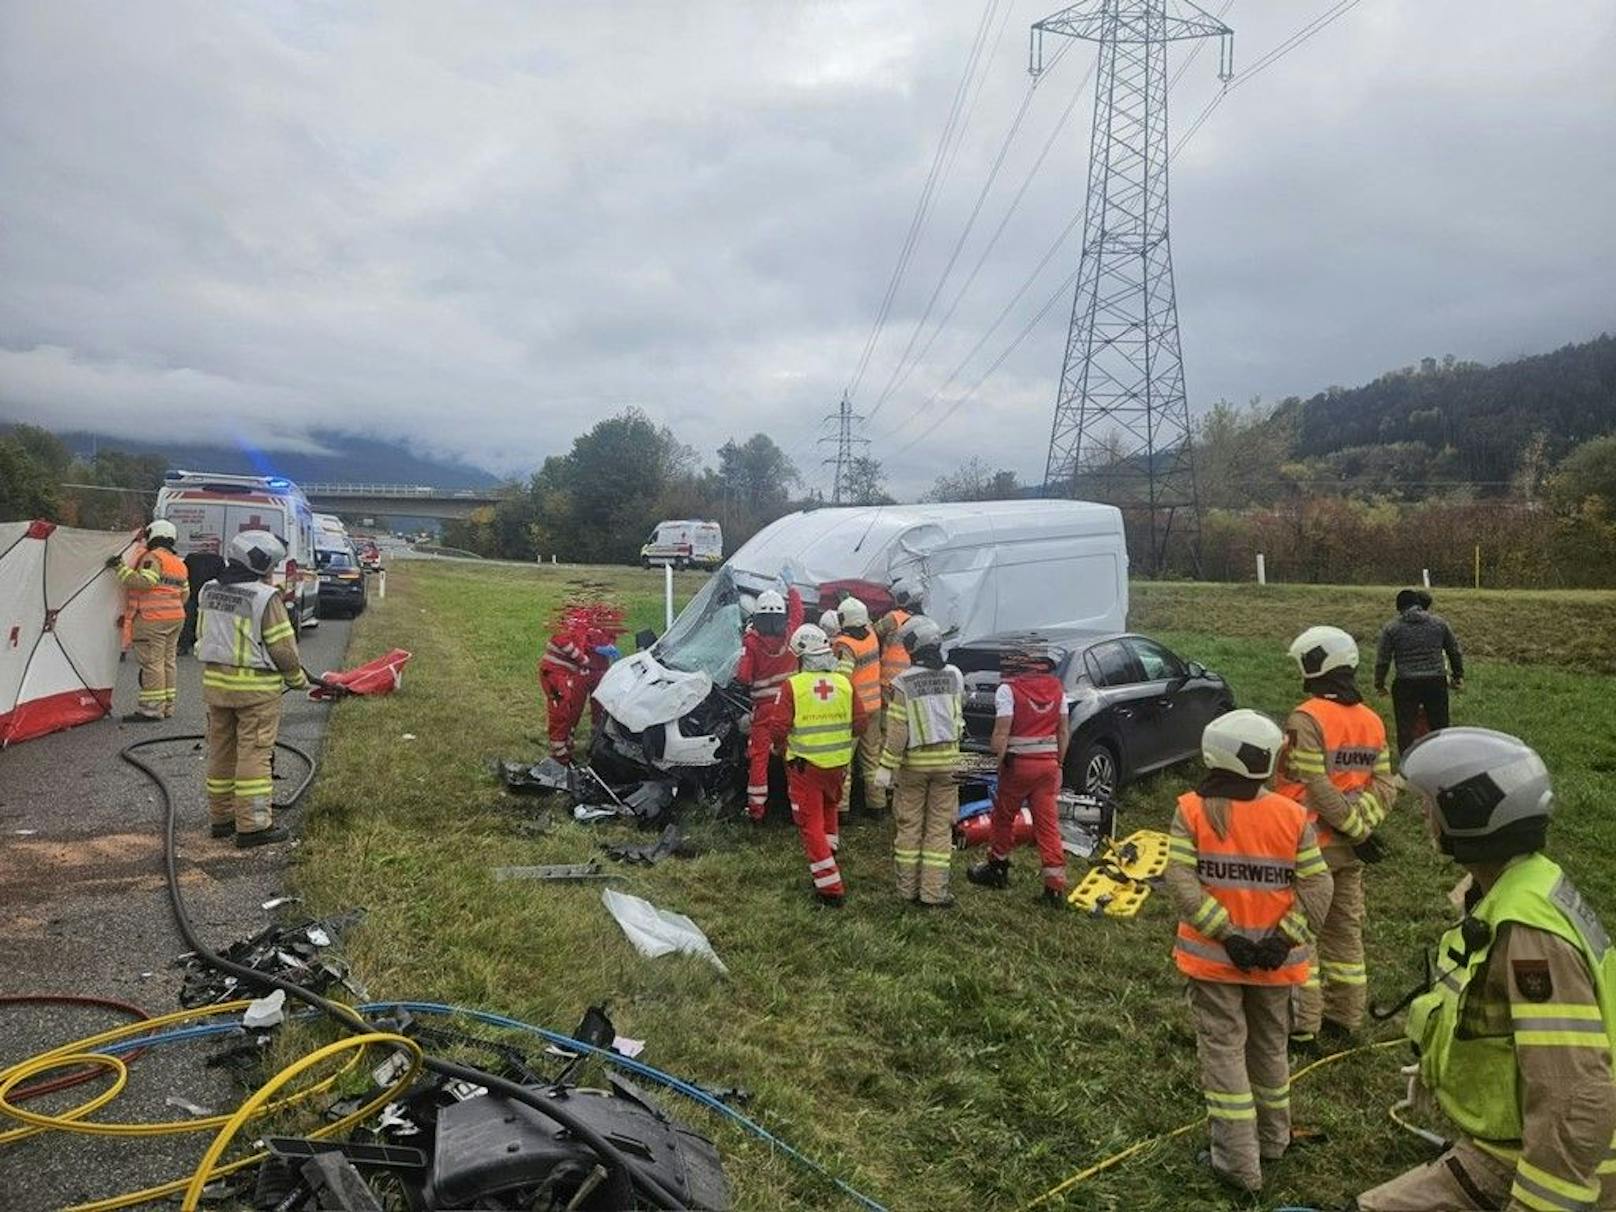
[592, 499, 1127, 777]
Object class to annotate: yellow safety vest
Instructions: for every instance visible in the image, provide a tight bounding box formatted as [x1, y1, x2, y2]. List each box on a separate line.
[785, 671, 855, 769]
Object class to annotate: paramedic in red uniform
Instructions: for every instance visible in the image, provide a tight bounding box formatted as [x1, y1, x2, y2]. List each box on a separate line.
[757, 623, 869, 906]
[967, 642, 1071, 903]
[538, 621, 603, 765]
[733, 587, 803, 819]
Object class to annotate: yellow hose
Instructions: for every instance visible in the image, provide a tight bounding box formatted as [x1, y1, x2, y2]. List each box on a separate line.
[1022, 1038, 1405, 1208]
[0, 1054, 129, 1145]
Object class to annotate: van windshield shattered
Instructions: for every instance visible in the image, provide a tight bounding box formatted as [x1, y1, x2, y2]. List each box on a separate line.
[657, 567, 743, 681]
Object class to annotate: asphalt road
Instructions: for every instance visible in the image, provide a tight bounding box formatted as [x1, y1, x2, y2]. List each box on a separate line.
[0, 615, 351, 1210]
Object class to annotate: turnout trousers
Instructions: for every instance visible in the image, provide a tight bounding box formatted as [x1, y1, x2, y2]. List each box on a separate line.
[891, 767, 957, 904]
[1187, 978, 1293, 1194]
[540, 668, 585, 765]
[205, 694, 282, 835]
[839, 708, 886, 817]
[787, 760, 846, 900]
[989, 756, 1067, 892]
[1293, 852, 1367, 1036]
[132, 616, 182, 719]
[1358, 1138, 1616, 1210]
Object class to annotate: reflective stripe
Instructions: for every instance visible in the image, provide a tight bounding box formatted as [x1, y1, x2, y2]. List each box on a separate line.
[1204, 1090, 1257, 1121]
[1321, 960, 1368, 986]
[1007, 735, 1058, 755]
[235, 779, 274, 796]
[206, 778, 235, 792]
[1252, 1081, 1290, 1109]
[1041, 865, 1066, 879]
[893, 849, 920, 863]
[263, 621, 294, 644]
[809, 857, 838, 873]
[202, 668, 286, 690]
[919, 851, 951, 869]
[1511, 1158, 1597, 1212]
[812, 872, 842, 889]
[790, 737, 854, 755]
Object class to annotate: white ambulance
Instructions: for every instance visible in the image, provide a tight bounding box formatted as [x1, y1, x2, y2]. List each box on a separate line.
[640, 519, 723, 570]
[153, 470, 321, 628]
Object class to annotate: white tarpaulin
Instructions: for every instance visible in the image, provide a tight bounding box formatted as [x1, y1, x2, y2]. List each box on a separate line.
[601, 887, 728, 974]
[0, 520, 132, 746]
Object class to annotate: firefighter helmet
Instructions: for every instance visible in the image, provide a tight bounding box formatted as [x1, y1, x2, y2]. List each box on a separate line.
[897, 614, 944, 653]
[837, 596, 870, 629]
[1201, 709, 1284, 780]
[145, 519, 178, 544]
[818, 609, 842, 637]
[754, 590, 786, 616]
[227, 530, 285, 574]
[890, 577, 924, 610]
[1288, 625, 1360, 677]
[1402, 728, 1553, 861]
[789, 624, 832, 660]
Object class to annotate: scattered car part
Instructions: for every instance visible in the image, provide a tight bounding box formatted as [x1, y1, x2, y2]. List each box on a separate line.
[177, 910, 366, 1008]
[605, 824, 690, 866]
[602, 888, 728, 974]
[494, 862, 620, 882]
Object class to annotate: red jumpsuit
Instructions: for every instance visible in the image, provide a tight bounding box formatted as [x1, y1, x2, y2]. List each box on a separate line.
[759, 675, 869, 900]
[988, 672, 1068, 893]
[734, 589, 803, 819]
[539, 634, 591, 764]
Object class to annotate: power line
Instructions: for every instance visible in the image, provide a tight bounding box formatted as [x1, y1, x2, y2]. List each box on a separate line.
[843, 0, 1005, 403]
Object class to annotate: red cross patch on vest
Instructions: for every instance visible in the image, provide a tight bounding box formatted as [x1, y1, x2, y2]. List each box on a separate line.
[813, 679, 835, 701]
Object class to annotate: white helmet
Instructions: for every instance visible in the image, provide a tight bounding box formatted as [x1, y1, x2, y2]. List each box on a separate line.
[818, 609, 842, 636]
[897, 614, 943, 653]
[789, 623, 832, 659]
[1288, 626, 1359, 677]
[837, 596, 870, 628]
[754, 590, 786, 616]
[890, 577, 924, 610]
[228, 529, 286, 574]
[145, 519, 178, 544]
[1403, 728, 1554, 860]
[1201, 709, 1284, 780]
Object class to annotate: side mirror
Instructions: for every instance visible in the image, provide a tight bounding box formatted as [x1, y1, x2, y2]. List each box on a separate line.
[1187, 661, 1207, 679]
[635, 628, 658, 652]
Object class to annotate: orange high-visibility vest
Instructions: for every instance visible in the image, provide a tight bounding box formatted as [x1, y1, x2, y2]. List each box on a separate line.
[1273, 697, 1387, 848]
[1172, 791, 1312, 986]
[879, 609, 911, 699]
[833, 630, 882, 714]
[124, 547, 189, 623]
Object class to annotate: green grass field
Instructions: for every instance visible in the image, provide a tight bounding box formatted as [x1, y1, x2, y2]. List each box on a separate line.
[293, 565, 1616, 1211]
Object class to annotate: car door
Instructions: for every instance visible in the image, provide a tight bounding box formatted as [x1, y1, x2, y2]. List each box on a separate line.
[1123, 636, 1200, 768]
[1082, 639, 1157, 774]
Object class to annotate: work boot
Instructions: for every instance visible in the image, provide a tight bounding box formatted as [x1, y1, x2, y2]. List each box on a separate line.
[1320, 1018, 1356, 1050]
[209, 822, 235, 839]
[919, 895, 956, 911]
[966, 856, 1010, 889]
[235, 825, 289, 849]
[121, 712, 162, 724]
[1196, 1151, 1261, 1199]
[1040, 886, 1066, 908]
[1289, 1032, 1323, 1061]
[813, 891, 844, 909]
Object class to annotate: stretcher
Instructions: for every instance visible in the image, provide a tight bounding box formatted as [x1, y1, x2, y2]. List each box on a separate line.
[309, 648, 412, 699]
[1065, 829, 1170, 918]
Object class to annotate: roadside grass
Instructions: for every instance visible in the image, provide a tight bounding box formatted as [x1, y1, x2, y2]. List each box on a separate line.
[294, 564, 1616, 1211]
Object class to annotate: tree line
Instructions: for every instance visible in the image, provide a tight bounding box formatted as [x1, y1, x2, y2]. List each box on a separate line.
[0, 425, 167, 530]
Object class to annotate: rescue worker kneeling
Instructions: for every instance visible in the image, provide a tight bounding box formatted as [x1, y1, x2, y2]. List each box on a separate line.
[757, 624, 869, 906]
[872, 615, 963, 908]
[197, 531, 308, 847]
[1165, 710, 1332, 1195]
[1356, 729, 1616, 1212]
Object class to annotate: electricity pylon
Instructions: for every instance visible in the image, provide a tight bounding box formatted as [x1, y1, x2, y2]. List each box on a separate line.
[1032, 0, 1232, 576]
[820, 395, 869, 505]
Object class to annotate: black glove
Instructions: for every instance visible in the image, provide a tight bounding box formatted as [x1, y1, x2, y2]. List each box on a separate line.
[1353, 833, 1389, 864]
[1223, 935, 1262, 971]
[1253, 935, 1293, 971]
[105, 555, 123, 569]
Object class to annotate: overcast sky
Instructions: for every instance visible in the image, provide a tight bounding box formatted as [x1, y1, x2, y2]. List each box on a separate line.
[3, 1, 1613, 497]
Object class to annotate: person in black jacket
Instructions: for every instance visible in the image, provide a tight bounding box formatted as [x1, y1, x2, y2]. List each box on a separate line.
[1374, 588, 1464, 755]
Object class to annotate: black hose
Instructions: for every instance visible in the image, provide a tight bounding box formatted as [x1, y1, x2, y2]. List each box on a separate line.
[122, 734, 688, 1210]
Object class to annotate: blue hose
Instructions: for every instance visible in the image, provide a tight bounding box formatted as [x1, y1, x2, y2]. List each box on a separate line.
[86, 1002, 887, 1212]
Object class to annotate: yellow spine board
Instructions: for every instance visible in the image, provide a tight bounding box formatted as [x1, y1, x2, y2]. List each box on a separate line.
[1065, 830, 1170, 918]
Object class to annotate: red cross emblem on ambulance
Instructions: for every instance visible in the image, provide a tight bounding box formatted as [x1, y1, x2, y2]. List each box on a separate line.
[812, 679, 835, 701]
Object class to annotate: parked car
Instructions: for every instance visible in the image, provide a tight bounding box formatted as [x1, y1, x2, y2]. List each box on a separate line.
[951, 629, 1235, 799]
[315, 544, 367, 618]
[356, 540, 383, 571]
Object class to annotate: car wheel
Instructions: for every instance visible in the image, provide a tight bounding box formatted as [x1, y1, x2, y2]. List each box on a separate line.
[1070, 739, 1120, 800]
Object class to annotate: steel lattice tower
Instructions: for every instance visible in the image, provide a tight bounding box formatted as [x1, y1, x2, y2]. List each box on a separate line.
[1032, 1, 1231, 576]
[820, 395, 869, 504]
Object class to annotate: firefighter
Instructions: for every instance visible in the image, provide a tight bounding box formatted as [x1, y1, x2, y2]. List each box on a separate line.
[1165, 710, 1334, 1195]
[832, 596, 883, 818]
[1272, 625, 1399, 1051]
[196, 531, 308, 847]
[734, 587, 803, 819]
[756, 624, 869, 906]
[819, 609, 842, 640]
[107, 519, 189, 722]
[966, 643, 1071, 903]
[872, 615, 963, 908]
[1358, 729, 1616, 1212]
[874, 577, 921, 707]
[539, 618, 591, 765]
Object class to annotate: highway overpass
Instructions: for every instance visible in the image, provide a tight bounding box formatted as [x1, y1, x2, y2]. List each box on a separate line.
[301, 483, 507, 520]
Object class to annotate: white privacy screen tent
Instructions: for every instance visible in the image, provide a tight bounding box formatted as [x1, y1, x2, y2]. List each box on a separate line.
[0, 520, 132, 746]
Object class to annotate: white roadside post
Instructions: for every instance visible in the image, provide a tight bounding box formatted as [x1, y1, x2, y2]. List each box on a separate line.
[664, 562, 674, 630]
[1422, 568, 1431, 588]
[376, 570, 386, 600]
[1256, 553, 1267, 585]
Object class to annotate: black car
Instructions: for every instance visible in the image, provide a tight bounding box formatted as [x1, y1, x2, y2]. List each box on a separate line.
[315, 544, 367, 618]
[951, 629, 1235, 799]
